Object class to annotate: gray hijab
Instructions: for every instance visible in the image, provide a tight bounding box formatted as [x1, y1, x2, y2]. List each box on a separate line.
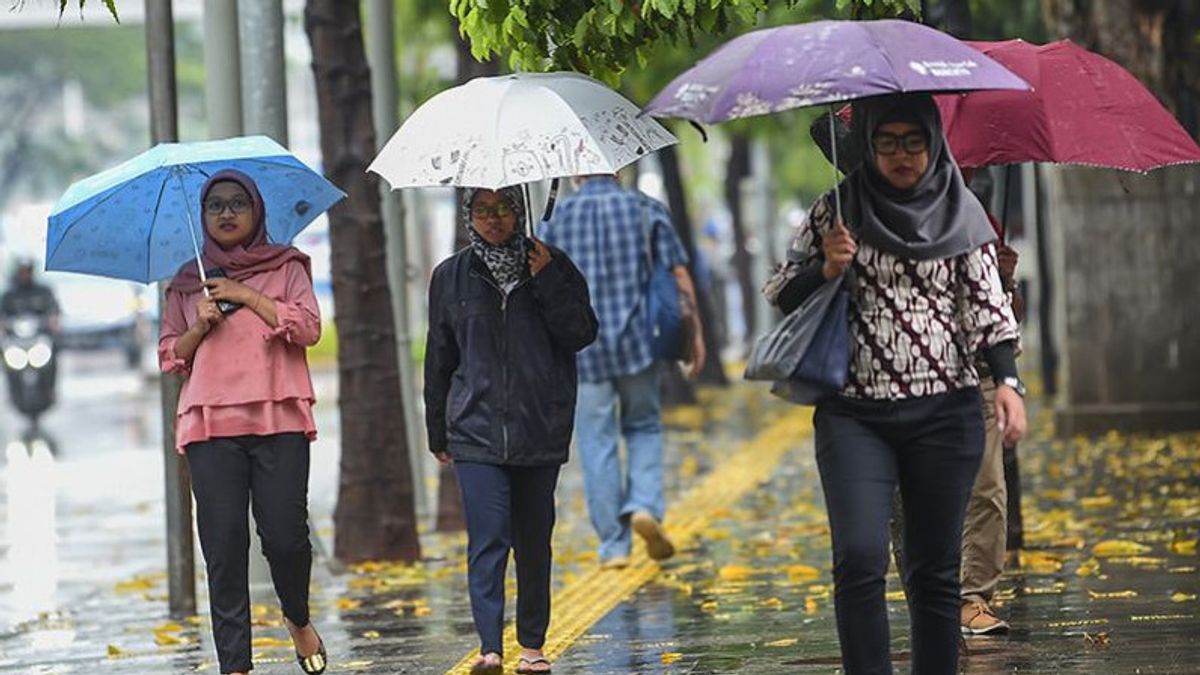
[841, 93, 995, 261]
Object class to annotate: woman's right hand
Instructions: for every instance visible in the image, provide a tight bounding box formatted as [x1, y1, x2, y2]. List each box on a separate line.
[822, 220, 857, 280]
[193, 296, 223, 335]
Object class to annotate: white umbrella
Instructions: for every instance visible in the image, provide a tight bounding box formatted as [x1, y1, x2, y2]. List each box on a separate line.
[368, 72, 678, 192]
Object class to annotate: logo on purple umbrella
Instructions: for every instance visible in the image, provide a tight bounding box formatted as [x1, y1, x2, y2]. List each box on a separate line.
[909, 60, 979, 77]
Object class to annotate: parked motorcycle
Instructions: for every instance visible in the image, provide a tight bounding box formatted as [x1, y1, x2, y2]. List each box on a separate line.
[2, 314, 57, 427]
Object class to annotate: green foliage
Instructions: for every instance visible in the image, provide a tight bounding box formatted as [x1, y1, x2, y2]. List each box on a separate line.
[51, 0, 119, 22]
[836, 0, 919, 19]
[450, 0, 777, 86]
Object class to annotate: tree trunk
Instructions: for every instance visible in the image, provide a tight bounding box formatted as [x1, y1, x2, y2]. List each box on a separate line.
[1040, 0, 1200, 434]
[304, 0, 421, 562]
[659, 143, 728, 392]
[724, 133, 756, 345]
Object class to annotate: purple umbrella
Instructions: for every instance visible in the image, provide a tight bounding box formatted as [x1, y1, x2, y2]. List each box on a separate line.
[644, 20, 1031, 124]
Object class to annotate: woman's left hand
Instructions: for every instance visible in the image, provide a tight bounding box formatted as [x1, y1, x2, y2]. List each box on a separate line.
[204, 277, 254, 305]
[994, 385, 1027, 446]
[528, 238, 552, 276]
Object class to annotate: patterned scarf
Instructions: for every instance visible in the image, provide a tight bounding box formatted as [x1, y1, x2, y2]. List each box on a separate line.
[463, 186, 530, 289]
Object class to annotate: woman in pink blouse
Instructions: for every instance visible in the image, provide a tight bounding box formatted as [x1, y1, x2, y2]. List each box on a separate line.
[158, 170, 326, 675]
[765, 94, 1026, 675]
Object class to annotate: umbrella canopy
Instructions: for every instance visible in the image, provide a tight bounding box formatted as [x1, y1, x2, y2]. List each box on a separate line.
[936, 39, 1200, 172]
[368, 71, 678, 191]
[47, 136, 345, 284]
[643, 19, 1030, 124]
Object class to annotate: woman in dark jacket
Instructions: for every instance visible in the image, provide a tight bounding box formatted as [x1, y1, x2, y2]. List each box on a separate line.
[764, 94, 1026, 675]
[424, 186, 598, 675]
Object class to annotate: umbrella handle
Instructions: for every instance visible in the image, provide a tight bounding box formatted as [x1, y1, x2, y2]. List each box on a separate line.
[541, 178, 560, 222]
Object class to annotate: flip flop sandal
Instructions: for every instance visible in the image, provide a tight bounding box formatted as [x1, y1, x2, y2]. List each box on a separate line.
[516, 655, 553, 674]
[469, 655, 503, 675]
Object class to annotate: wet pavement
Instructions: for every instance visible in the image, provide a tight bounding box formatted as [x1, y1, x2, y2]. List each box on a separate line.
[0, 353, 1196, 673]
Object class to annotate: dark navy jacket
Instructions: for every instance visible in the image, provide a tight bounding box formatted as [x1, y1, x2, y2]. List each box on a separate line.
[423, 246, 598, 466]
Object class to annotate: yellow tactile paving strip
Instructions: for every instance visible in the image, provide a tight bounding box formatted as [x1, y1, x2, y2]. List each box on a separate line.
[445, 407, 814, 674]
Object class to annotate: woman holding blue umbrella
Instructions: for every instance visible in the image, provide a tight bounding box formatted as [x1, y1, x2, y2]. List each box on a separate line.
[764, 94, 1026, 674]
[158, 169, 327, 675]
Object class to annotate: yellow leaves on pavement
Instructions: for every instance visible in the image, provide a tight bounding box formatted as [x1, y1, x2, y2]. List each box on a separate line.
[1093, 540, 1152, 558]
[336, 597, 363, 611]
[1020, 551, 1065, 574]
[1087, 589, 1138, 600]
[1170, 592, 1196, 602]
[765, 638, 798, 647]
[660, 651, 683, 664]
[106, 644, 124, 658]
[786, 564, 820, 583]
[717, 564, 757, 581]
[114, 572, 164, 594]
[251, 636, 293, 648]
[1170, 540, 1197, 555]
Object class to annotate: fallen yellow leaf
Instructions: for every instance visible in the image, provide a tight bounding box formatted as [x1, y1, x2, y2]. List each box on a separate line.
[700, 600, 719, 613]
[761, 597, 784, 610]
[886, 590, 907, 602]
[363, 630, 380, 639]
[106, 644, 124, 658]
[786, 564, 820, 583]
[1080, 495, 1115, 509]
[251, 636, 292, 648]
[765, 638, 798, 648]
[1087, 589, 1138, 600]
[1020, 551, 1064, 574]
[717, 564, 755, 581]
[412, 606, 433, 617]
[154, 633, 185, 646]
[805, 597, 819, 615]
[335, 598, 362, 611]
[661, 652, 683, 664]
[1092, 540, 1151, 558]
[1171, 592, 1196, 602]
[1170, 540, 1198, 556]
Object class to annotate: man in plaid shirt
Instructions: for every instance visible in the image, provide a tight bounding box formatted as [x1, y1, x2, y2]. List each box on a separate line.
[540, 174, 705, 568]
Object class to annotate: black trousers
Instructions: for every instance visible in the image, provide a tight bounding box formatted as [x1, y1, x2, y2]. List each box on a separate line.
[454, 461, 560, 657]
[186, 433, 313, 674]
[814, 388, 984, 675]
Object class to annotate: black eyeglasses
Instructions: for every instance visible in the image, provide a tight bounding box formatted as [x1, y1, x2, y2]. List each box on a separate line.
[871, 131, 929, 157]
[204, 196, 252, 215]
[471, 203, 515, 220]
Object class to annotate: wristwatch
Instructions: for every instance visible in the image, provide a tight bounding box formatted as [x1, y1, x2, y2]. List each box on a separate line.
[998, 376, 1026, 398]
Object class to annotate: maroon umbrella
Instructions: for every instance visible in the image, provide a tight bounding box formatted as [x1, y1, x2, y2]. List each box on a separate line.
[936, 39, 1200, 172]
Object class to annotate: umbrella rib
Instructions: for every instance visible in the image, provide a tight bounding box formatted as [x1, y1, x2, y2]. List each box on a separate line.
[46, 179, 139, 268]
[145, 175, 173, 282]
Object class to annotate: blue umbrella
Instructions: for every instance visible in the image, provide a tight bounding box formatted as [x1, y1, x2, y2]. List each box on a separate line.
[46, 135, 345, 284]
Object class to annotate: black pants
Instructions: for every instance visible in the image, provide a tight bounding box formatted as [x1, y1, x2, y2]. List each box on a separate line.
[455, 461, 559, 657]
[186, 433, 313, 674]
[814, 388, 984, 675]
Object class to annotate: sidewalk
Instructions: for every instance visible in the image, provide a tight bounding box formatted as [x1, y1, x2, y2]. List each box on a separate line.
[1, 376, 1197, 673]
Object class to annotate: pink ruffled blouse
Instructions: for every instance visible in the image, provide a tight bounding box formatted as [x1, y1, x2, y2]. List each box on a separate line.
[157, 260, 320, 452]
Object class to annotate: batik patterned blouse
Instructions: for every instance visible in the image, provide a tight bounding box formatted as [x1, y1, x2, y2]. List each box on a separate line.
[763, 192, 1019, 401]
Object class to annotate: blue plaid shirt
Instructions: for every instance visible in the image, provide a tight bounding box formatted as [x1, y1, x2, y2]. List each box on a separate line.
[540, 177, 688, 383]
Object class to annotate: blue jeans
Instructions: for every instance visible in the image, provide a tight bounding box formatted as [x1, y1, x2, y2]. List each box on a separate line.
[574, 366, 665, 561]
